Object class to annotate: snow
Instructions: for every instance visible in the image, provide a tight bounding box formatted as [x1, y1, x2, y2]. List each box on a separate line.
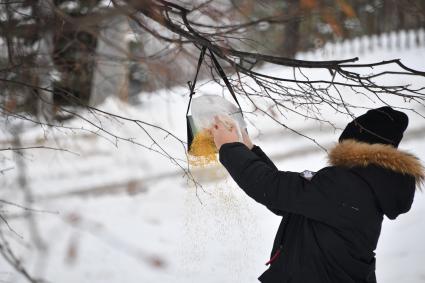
[1, 34, 425, 283]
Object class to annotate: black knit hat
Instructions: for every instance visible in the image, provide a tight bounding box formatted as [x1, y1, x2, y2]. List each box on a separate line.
[339, 106, 409, 148]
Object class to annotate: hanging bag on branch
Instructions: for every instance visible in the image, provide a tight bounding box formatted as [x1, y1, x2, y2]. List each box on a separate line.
[186, 48, 246, 166]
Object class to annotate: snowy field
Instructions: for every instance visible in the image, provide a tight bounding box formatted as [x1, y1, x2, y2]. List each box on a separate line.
[1, 34, 425, 283]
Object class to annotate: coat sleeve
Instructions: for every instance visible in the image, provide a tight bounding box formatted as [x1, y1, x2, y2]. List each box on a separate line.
[219, 142, 344, 226]
[249, 145, 285, 215]
[250, 145, 278, 171]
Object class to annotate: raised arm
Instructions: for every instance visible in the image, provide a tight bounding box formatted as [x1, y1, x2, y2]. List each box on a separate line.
[219, 142, 304, 211]
[218, 142, 342, 226]
[210, 116, 340, 222]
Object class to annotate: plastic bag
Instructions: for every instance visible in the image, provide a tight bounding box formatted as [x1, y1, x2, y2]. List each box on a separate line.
[188, 95, 246, 166]
[191, 95, 245, 139]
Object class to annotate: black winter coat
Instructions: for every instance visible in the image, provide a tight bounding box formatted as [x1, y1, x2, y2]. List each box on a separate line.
[218, 139, 424, 283]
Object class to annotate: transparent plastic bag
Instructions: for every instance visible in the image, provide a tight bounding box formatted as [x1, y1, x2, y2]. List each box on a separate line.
[188, 95, 246, 166]
[191, 95, 246, 140]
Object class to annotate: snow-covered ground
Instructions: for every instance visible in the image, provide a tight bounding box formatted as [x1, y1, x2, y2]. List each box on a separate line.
[1, 34, 425, 283]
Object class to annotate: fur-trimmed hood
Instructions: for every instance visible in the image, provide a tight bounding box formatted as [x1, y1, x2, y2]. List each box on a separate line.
[328, 139, 424, 219]
[328, 140, 424, 185]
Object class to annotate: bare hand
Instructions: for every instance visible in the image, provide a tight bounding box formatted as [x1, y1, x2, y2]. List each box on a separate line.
[241, 128, 254, 150]
[211, 115, 239, 150]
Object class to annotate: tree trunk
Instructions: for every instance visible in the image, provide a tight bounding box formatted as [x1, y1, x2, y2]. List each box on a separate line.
[36, 0, 55, 122]
[90, 14, 130, 105]
[279, 0, 301, 58]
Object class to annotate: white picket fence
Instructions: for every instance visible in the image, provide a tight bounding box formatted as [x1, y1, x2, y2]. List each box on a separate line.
[298, 28, 425, 60]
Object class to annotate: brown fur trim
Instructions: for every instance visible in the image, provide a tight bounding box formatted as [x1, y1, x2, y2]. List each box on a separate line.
[328, 139, 425, 185]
